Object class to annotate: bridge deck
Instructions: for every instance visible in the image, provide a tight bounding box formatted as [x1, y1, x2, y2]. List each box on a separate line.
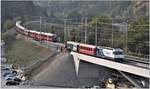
[71, 52, 150, 78]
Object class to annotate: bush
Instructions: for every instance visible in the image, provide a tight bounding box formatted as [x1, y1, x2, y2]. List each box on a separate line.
[1, 29, 17, 48]
[3, 19, 15, 31]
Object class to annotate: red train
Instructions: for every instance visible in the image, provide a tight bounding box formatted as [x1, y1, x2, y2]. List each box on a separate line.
[15, 21, 57, 42]
[79, 43, 96, 55]
[66, 41, 125, 60]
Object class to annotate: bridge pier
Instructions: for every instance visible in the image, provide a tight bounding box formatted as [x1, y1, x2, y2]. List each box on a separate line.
[71, 52, 80, 76]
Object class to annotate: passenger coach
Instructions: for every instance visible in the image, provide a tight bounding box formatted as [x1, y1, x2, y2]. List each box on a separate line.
[15, 21, 57, 42]
[66, 41, 125, 60]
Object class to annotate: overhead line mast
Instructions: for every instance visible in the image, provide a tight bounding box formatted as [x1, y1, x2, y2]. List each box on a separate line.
[40, 16, 42, 43]
[85, 17, 87, 44]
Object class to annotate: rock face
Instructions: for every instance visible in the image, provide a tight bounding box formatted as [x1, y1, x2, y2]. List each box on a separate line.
[31, 53, 114, 88]
[132, 1, 149, 17]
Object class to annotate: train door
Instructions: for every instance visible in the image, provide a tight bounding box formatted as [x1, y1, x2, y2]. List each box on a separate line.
[96, 47, 105, 58]
[73, 44, 78, 52]
[67, 43, 73, 51]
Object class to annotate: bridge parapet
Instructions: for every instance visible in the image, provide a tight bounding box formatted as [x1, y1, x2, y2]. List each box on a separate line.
[71, 52, 150, 78]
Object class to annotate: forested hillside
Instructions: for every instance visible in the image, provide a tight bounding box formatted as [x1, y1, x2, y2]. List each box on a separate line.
[2, 1, 148, 25]
[1, 1, 149, 58]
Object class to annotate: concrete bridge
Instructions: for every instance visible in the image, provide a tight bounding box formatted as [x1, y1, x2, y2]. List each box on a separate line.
[71, 52, 150, 78]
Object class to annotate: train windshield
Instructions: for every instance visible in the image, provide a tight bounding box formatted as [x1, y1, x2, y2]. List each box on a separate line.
[96, 48, 104, 56]
[113, 51, 123, 55]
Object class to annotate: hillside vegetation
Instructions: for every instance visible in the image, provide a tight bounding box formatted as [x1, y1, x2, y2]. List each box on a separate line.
[2, 1, 149, 59]
[2, 29, 52, 68]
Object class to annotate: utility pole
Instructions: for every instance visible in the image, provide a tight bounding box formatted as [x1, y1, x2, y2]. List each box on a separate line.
[44, 22, 46, 33]
[112, 18, 113, 47]
[74, 25, 76, 42]
[80, 17, 84, 43]
[40, 16, 42, 43]
[85, 17, 87, 44]
[67, 20, 70, 41]
[44, 21, 48, 44]
[126, 23, 128, 54]
[64, 19, 66, 43]
[95, 18, 98, 45]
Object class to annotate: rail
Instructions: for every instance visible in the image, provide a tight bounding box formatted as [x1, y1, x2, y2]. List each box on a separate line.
[126, 55, 149, 64]
[127, 52, 149, 61]
[18, 21, 149, 65]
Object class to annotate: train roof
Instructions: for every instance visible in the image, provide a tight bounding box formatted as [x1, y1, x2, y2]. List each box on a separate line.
[29, 30, 40, 33]
[29, 30, 56, 36]
[98, 46, 123, 51]
[98, 46, 114, 50]
[16, 21, 21, 26]
[79, 43, 96, 48]
[67, 41, 79, 45]
[114, 48, 123, 51]
[16, 21, 25, 30]
[67, 41, 123, 51]
[42, 32, 56, 36]
[67, 41, 96, 48]
[16, 21, 56, 36]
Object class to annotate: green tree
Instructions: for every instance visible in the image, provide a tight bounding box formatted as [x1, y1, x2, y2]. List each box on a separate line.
[3, 19, 15, 31]
[67, 11, 82, 20]
[47, 24, 55, 33]
[128, 16, 149, 55]
[90, 15, 111, 26]
[70, 28, 76, 41]
[2, 29, 17, 49]
[90, 15, 112, 47]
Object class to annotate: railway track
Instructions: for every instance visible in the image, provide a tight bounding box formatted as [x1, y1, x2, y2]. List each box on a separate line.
[17, 20, 149, 70]
[125, 57, 149, 64]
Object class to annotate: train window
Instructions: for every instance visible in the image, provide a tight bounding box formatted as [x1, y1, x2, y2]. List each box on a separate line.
[87, 47, 89, 50]
[80, 46, 93, 51]
[113, 52, 123, 55]
[82, 46, 85, 50]
[80, 46, 82, 49]
[80, 46, 85, 50]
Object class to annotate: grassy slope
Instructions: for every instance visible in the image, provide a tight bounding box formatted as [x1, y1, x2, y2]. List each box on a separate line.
[6, 39, 51, 67]
[3, 29, 52, 68]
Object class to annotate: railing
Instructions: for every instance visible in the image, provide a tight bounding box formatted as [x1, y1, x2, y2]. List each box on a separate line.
[126, 51, 149, 62]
